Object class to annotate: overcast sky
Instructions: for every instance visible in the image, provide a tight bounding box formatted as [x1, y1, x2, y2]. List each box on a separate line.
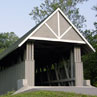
[0, 0, 96, 37]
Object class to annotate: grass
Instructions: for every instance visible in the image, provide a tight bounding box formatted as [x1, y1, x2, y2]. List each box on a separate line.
[0, 91, 97, 97]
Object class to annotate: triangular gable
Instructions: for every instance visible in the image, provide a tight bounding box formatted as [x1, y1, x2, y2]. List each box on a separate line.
[61, 28, 83, 41]
[29, 9, 84, 42]
[46, 12, 58, 36]
[59, 12, 71, 35]
[32, 24, 57, 39]
[18, 8, 95, 52]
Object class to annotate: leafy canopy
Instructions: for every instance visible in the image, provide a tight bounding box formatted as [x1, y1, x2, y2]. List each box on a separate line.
[0, 32, 19, 53]
[82, 5, 97, 86]
[29, 0, 88, 30]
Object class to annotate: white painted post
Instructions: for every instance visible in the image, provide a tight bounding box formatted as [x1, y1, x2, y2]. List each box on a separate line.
[74, 46, 83, 86]
[25, 42, 35, 86]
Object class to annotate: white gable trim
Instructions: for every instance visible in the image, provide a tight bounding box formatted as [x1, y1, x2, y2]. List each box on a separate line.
[18, 8, 95, 52]
[29, 37, 85, 44]
[57, 11, 60, 37]
[45, 23, 59, 39]
[60, 26, 72, 39]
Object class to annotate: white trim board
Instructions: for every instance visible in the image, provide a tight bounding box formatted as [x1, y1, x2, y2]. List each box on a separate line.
[60, 26, 72, 39]
[29, 37, 85, 44]
[57, 11, 60, 37]
[45, 23, 58, 39]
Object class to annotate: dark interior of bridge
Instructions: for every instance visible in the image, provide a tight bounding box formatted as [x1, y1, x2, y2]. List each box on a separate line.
[34, 40, 75, 86]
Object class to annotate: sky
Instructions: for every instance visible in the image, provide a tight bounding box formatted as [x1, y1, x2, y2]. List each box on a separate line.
[0, 0, 97, 37]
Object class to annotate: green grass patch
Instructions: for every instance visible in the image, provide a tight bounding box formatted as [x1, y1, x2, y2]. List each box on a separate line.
[0, 91, 97, 97]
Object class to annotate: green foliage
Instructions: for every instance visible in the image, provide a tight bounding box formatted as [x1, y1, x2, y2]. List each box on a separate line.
[82, 5, 97, 86]
[0, 91, 96, 97]
[83, 30, 97, 86]
[83, 30, 97, 48]
[29, 0, 88, 30]
[83, 51, 97, 86]
[0, 32, 19, 53]
[94, 6, 97, 34]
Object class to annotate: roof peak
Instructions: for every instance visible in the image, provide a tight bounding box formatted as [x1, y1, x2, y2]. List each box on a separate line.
[18, 8, 95, 52]
[0, 7, 95, 60]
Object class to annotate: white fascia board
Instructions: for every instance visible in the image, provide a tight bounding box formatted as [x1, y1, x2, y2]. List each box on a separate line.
[29, 37, 86, 44]
[58, 8, 95, 52]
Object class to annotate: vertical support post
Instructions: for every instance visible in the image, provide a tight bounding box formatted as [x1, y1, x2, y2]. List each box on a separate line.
[70, 49, 74, 86]
[25, 42, 35, 86]
[74, 46, 83, 86]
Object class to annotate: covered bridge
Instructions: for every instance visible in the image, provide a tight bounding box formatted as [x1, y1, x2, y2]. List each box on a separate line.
[0, 8, 95, 94]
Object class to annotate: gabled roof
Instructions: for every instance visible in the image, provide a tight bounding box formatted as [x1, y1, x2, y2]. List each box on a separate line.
[0, 8, 95, 60]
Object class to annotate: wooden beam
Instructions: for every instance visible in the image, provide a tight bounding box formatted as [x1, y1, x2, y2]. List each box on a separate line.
[70, 49, 74, 86]
[62, 58, 71, 86]
[46, 66, 51, 86]
[37, 78, 75, 84]
[54, 63, 61, 86]
[57, 69, 64, 85]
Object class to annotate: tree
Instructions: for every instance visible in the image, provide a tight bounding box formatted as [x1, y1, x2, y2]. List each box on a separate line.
[82, 30, 97, 86]
[29, 0, 88, 30]
[82, 5, 97, 86]
[0, 32, 19, 53]
[93, 6, 97, 34]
